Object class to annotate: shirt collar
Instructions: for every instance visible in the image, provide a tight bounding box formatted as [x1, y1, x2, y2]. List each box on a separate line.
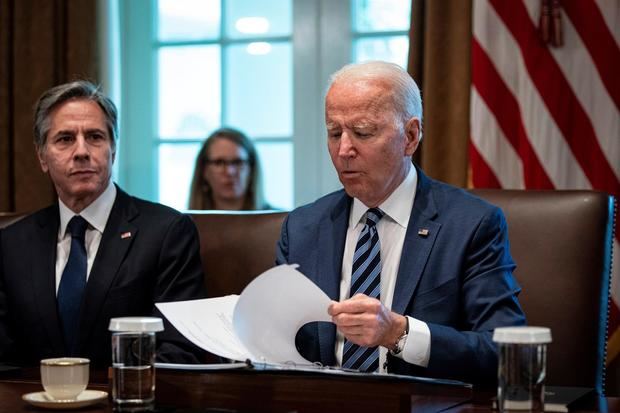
[349, 166, 417, 229]
[58, 181, 117, 237]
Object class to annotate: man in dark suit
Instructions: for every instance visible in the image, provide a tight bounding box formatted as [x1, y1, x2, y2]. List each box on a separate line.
[276, 61, 525, 383]
[0, 80, 205, 367]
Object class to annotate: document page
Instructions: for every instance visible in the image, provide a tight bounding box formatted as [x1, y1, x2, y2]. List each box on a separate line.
[157, 264, 332, 365]
[234, 264, 332, 364]
[156, 295, 249, 361]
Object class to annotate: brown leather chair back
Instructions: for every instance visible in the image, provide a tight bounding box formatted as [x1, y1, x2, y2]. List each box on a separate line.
[471, 190, 614, 393]
[189, 211, 288, 298]
[0, 212, 26, 229]
[4, 194, 614, 393]
[1, 210, 288, 299]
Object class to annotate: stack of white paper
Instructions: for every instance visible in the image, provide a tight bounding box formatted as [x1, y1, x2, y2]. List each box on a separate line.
[156, 264, 332, 366]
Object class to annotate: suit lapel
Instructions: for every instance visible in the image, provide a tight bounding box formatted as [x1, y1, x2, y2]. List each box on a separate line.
[31, 206, 66, 354]
[76, 188, 138, 349]
[316, 194, 350, 300]
[392, 169, 441, 315]
[316, 192, 350, 365]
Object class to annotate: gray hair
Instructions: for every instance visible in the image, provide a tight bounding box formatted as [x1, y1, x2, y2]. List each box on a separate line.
[33, 80, 118, 153]
[327, 61, 423, 138]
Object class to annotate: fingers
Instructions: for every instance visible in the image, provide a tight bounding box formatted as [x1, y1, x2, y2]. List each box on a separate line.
[335, 313, 383, 347]
[329, 295, 394, 347]
[327, 300, 338, 316]
[329, 294, 380, 316]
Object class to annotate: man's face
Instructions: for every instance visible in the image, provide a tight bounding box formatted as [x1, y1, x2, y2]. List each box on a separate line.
[37, 99, 115, 212]
[325, 79, 420, 207]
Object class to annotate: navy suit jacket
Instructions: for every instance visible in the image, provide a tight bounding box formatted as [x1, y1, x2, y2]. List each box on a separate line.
[276, 168, 525, 383]
[0, 186, 206, 367]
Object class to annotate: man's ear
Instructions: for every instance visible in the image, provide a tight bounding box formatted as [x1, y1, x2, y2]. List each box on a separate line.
[404, 117, 421, 156]
[36, 144, 49, 173]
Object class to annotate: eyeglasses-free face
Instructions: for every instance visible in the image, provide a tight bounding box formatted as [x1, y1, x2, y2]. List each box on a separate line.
[37, 99, 115, 213]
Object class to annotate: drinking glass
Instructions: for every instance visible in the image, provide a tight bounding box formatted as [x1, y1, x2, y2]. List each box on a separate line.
[109, 317, 163, 407]
[493, 326, 552, 412]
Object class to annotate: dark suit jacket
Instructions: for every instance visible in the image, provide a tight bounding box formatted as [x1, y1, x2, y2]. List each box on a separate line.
[0, 186, 206, 367]
[276, 168, 526, 383]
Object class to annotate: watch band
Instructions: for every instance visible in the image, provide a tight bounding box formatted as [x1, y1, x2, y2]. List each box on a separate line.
[390, 316, 410, 355]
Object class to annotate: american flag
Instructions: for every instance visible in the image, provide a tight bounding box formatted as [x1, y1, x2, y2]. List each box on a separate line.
[470, 0, 619, 369]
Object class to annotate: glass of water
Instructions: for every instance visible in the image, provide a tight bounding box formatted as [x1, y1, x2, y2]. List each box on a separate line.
[109, 317, 164, 407]
[493, 326, 552, 412]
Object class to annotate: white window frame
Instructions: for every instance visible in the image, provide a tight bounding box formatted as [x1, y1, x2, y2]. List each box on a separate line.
[109, 0, 408, 208]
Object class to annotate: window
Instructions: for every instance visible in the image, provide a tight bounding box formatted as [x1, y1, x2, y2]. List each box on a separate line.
[114, 0, 410, 210]
[352, 0, 411, 67]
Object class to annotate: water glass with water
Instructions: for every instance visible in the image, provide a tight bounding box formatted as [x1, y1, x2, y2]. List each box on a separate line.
[493, 326, 552, 412]
[109, 317, 164, 407]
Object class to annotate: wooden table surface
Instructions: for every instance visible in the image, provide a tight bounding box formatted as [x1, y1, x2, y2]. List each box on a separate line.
[0, 367, 617, 412]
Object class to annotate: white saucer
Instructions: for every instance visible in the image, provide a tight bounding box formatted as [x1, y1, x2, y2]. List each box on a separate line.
[22, 389, 108, 409]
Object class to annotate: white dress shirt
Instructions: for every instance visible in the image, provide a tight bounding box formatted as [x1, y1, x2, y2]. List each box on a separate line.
[55, 182, 117, 294]
[335, 166, 431, 372]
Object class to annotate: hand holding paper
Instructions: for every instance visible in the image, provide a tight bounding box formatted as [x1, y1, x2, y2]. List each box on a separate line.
[156, 265, 474, 390]
[329, 294, 407, 349]
[156, 264, 332, 365]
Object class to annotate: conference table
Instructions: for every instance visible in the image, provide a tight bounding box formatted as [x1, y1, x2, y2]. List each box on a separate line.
[0, 366, 617, 412]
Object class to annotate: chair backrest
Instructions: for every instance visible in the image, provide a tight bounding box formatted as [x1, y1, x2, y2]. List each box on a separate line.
[189, 211, 288, 298]
[0, 210, 287, 299]
[4, 194, 614, 392]
[470, 189, 614, 393]
[0, 212, 26, 229]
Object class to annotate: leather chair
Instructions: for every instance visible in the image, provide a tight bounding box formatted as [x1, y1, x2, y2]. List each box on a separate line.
[470, 190, 615, 394]
[0, 212, 26, 229]
[190, 192, 614, 392]
[188, 211, 288, 298]
[0, 211, 287, 299]
[2, 191, 615, 393]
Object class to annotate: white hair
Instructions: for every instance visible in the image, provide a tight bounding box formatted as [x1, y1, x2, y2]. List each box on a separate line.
[327, 61, 423, 131]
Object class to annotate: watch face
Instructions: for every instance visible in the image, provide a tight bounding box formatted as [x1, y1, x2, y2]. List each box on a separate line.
[391, 318, 409, 355]
[390, 336, 405, 355]
[395, 333, 408, 354]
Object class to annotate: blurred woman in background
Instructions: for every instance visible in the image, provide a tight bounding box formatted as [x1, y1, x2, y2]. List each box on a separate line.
[189, 127, 269, 210]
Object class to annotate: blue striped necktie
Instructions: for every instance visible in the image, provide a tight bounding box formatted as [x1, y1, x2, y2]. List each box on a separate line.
[342, 208, 384, 372]
[58, 215, 89, 354]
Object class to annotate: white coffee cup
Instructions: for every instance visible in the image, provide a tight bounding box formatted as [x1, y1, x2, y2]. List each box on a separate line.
[40, 357, 90, 400]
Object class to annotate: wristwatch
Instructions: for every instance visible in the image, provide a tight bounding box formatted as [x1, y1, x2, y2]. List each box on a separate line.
[390, 317, 410, 355]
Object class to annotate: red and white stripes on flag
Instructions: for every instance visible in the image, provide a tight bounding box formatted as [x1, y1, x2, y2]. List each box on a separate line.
[470, 0, 619, 365]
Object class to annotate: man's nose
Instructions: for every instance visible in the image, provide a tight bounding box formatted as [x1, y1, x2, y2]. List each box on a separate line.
[73, 135, 90, 158]
[338, 132, 355, 158]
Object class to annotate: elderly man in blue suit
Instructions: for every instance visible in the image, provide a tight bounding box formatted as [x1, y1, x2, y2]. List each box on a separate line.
[276, 61, 525, 383]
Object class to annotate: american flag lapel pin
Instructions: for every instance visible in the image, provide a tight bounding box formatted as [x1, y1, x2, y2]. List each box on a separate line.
[121, 231, 132, 239]
[417, 228, 429, 237]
